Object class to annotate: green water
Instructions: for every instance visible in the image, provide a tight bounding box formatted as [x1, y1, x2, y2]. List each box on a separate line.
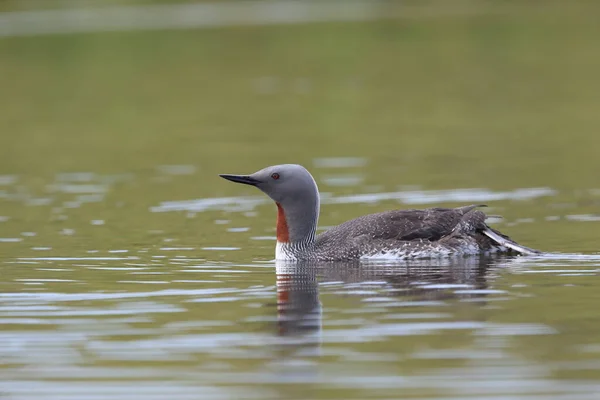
[2, 2, 600, 399]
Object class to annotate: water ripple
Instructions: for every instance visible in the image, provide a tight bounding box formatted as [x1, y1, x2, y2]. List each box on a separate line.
[150, 187, 556, 213]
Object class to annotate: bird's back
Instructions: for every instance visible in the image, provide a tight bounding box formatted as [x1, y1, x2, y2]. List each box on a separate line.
[312, 205, 506, 260]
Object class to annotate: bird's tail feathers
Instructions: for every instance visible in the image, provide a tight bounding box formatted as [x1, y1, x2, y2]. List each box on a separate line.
[482, 228, 540, 256]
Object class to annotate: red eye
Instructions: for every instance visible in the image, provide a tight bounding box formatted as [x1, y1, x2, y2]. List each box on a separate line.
[271, 173, 280, 180]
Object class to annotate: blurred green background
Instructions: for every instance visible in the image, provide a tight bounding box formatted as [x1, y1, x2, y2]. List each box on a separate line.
[2, 0, 598, 182]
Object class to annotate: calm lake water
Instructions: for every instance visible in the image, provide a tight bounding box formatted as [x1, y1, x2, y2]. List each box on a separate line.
[2, 2, 600, 399]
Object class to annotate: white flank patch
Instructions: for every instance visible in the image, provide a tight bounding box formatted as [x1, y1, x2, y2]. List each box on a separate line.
[360, 244, 481, 261]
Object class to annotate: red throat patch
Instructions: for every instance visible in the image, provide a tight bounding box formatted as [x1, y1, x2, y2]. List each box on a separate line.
[276, 202, 290, 242]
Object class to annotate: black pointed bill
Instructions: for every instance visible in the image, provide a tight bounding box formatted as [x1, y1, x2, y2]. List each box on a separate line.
[219, 174, 261, 186]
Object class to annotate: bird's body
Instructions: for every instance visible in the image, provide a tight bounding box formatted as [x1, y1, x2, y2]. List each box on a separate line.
[277, 205, 530, 260]
[220, 164, 539, 261]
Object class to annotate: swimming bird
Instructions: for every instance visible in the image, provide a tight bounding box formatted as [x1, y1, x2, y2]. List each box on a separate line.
[219, 164, 539, 261]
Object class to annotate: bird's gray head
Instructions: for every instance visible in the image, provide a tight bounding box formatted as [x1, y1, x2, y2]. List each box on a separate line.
[219, 164, 320, 244]
[219, 164, 318, 205]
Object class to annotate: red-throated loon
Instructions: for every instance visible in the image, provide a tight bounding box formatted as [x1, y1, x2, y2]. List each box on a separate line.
[219, 164, 539, 261]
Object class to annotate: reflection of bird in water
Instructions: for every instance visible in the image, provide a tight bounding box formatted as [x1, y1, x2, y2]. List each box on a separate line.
[270, 256, 515, 394]
[322, 255, 512, 302]
[274, 255, 514, 340]
[276, 261, 322, 340]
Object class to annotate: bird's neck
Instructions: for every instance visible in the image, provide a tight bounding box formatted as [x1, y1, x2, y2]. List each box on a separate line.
[275, 196, 319, 250]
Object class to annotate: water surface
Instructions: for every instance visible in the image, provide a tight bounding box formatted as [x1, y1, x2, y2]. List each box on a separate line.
[2, 163, 600, 399]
